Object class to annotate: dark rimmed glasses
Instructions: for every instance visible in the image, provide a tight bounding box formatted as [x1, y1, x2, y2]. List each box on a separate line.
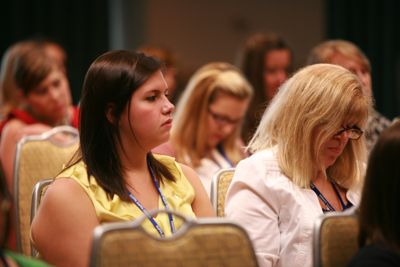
[334, 126, 364, 140]
[208, 108, 242, 126]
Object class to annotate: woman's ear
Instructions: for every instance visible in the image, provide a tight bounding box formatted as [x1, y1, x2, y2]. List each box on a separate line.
[105, 103, 116, 124]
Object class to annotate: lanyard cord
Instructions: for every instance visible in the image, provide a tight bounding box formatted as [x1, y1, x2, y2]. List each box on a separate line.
[127, 158, 175, 237]
[216, 143, 233, 167]
[310, 181, 347, 212]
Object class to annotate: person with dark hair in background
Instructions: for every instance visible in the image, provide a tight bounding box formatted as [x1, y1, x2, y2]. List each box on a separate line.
[348, 121, 400, 267]
[31, 50, 213, 267]
[237, 32, 293, 142]
[307, 39, 391, 153]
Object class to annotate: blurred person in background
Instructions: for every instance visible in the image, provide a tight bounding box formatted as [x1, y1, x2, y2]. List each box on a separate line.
[0, 39, 67, 119]
[154, 62, 253, 195]
[0, 40, 78, 250]
[237, 32, 293, 142]
[307, 39, 391, 152]
[0, 43, 79, 191]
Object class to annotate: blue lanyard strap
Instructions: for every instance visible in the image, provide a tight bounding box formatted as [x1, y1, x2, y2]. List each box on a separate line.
[128, 192, 166, 237]
[331, 182, 348, 209]
[127, 158, 175, 237]
[216, 143, 233, 167]
[310, 182, 336, 212]
[147, 159, 176, 234]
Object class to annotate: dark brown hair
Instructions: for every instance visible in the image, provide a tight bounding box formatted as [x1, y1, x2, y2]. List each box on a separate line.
[69, 50, 174, 201]
[237, 32, 292, 142]
[358, 121, 400, 250]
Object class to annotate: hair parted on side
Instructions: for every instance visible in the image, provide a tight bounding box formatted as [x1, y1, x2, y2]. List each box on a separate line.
[171, 62, 253, 167]
[67, 50, 174, 201]
[13, 45, 61, 95]
[358, 121, 400, 250]
[248, 63, 371, 189]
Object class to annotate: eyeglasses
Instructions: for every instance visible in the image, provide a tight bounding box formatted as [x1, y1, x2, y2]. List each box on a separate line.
[334, 126, 364, 140]
[208, 108, 242, 126]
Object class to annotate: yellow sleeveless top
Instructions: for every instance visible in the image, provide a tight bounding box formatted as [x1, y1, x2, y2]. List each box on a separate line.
[57, 154, 196, 237]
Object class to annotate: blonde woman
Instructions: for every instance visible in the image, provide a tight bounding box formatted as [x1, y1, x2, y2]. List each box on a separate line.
[307, 39, 391, 152]
[225, 64, 371, 267]
[155, 62, 253, 195]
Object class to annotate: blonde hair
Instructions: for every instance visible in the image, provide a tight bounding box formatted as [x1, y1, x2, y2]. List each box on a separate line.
[172, 62, 253, 167]
[307, 39, 371, 72]
[248, 64, 371, 189]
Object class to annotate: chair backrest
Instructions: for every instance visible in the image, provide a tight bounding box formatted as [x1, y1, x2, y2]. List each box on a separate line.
[30, 178, 53, 257]
[13, 126, 79, 256]
[313, 209, 359, 267]
[89, 209, 259, 267]
[210, 168, 235, 217]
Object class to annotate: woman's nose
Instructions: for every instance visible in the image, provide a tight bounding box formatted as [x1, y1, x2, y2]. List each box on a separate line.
[334, 130, 351, 143]
[162, 97, 174, 114]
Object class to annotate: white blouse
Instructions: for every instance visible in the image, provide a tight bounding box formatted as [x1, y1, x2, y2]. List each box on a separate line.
[195, 148, 232, 196]
[225, 148, 361, 267]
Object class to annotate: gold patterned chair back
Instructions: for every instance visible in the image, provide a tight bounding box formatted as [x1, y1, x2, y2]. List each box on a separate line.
[313, 208, 359, 267]
[89, 209, 259, 267]
[210, 168, 235, 217]
[13, 126, 79, 256]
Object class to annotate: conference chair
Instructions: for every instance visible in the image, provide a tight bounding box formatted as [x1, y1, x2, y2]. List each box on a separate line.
[89, 209, 259, 267]
[13, 126, 79, 255]
[210, 168, 235, 217]
[313, 208, 359, 267]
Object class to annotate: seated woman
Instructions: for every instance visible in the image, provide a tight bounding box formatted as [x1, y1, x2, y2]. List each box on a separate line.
[348, 122, 400, 267]
[154, 62, 253, 195]
[0, 43, 79, 191]
[31, 50, 214, 267]
[225, 64, 371, 267]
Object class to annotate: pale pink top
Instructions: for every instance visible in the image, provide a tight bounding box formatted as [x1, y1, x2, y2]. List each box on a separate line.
[225, 148, 361, 267]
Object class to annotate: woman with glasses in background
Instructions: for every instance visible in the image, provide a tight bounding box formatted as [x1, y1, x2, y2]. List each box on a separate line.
[225, 64, 371, 267]
[154, 62, 253, 195]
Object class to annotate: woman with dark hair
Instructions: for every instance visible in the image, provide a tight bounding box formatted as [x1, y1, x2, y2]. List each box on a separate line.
[31, 50, 213, 267]
[348, 122, 400, 266]
[237, 32, 293, 142]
